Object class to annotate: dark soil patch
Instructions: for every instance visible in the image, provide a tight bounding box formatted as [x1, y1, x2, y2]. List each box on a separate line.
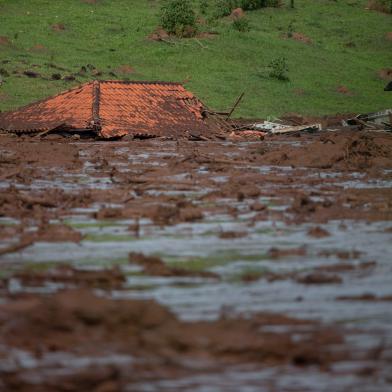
[146, 203, 204, 226]
[0, 92, 9, 102]
[129, 252, 219, 279]
[308, 226, 330, 238]
[268, 246, 307, 259]
[51, 23, 66, 32]
[29, 224, 83, 243]
[148, 28, 170, 42]
[250, 202, 266, 211]
[291, 32, 313, 45]
[336, 85, 353, 95]
[297, 273, 343, 285]
[344, 41, 357, 48]
[219, 230, 247, 239]
[336, 293, 392, 301]
[116, 65, 135, 75]
[30, 44, 48, 52]
[7, 265, 125, 289]
[63, 74, 76, 81]
[293, 88, 306, 96]
[229, 8, 245, 20]
[316, 262, 375, 273]
[23, 70, 40, 78]
[378, 68, 392, 81]
[0, 36, 11, 46]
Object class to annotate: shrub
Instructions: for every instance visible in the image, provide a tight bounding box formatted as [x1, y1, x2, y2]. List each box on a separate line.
[232, 16, 250, 32]
[287, 20, 295, 38]
[242, 0, 283, 8]
[240, 0, 265, 10]
[160, 0, 197, 37]
[268, 57, 289, 81]
[199, 0, 209, 15]
[214, 0, 238, 17]
[266, 0, 283, 7]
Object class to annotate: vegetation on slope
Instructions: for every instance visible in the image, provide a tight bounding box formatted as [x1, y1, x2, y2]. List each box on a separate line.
[0, 0, 391, 118]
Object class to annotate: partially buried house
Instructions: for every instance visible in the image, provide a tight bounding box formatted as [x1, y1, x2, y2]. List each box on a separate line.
[0, 80, 221, 139]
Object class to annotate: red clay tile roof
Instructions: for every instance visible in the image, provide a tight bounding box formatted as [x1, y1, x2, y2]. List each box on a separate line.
[0, 80, 212, 138]
[0, 83, 94, 133]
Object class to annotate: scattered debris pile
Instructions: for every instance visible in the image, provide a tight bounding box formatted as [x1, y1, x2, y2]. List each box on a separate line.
[252, 121, 322, 135]
[343, 109, 392, 131]
[228, 119, 323, 140]
[228, 109, 392, 139]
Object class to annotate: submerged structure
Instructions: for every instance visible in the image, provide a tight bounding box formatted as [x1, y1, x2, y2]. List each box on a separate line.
[0, 80, 218, 139]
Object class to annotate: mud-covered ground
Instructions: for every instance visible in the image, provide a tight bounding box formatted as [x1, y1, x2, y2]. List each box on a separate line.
[0, 130, 392, 391]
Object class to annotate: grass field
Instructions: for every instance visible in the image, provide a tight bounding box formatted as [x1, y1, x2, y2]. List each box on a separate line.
[0, 0, 391, 118]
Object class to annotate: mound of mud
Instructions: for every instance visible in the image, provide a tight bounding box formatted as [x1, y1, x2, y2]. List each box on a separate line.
[0, 290, 349, 391]
[260, 131, 392, 169]
[7, 265, 125, 290]
[129, 252, 219, 278]
[0, 138, 81, 169]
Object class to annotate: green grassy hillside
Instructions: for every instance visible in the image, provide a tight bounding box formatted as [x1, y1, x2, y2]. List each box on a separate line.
[0, 0, 391, 118]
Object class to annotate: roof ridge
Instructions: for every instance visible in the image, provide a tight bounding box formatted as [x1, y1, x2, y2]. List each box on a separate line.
[97, 80, 183, 86]
[92, 80, 101, 130]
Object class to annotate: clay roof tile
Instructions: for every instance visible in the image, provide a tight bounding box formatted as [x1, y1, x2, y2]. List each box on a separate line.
[0, 80, 211, 138]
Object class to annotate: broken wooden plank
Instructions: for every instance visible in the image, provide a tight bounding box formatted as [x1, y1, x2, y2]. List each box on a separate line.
[226, 92, 245, 120]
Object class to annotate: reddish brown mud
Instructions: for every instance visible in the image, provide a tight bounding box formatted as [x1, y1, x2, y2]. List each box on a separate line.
[129, 252, 219, 279]
[0, 129, 392, 391]
[0, 289, 349, 391]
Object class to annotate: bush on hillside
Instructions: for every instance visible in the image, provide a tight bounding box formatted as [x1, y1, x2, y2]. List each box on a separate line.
[287, 20, 295, 37]
[160, 0, 197, 37]
[240, 0, 264, 10]
[241, 0, 283, 10]
[199, 0, 209, 15]
[214, 0, 238, 17]
[268, 57, 289, 81]
[265, 0, 283, 7]
[232, 16, 251, 31]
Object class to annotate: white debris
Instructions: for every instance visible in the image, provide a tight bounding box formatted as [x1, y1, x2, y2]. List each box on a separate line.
[252, 121, 322, 134]
[342, 109, 392, 129]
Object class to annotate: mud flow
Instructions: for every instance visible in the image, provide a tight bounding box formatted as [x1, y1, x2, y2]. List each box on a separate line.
[0, 130, 392, 391]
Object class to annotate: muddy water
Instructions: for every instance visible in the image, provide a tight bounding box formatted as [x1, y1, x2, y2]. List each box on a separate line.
[0, 132, 392, 391]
